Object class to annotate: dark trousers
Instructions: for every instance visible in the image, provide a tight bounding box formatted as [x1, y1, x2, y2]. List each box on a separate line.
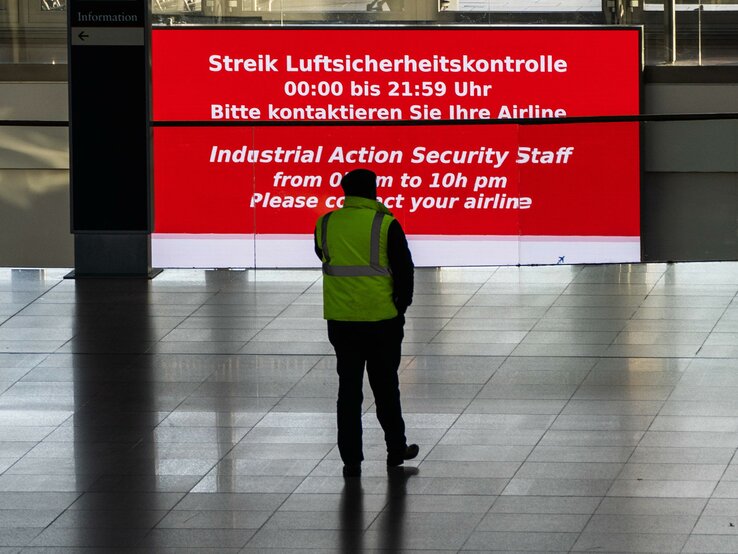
[327, 316, 407, 465]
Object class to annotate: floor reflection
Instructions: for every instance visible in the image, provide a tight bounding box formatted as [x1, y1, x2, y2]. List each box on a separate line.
[377, 466, 418, 552]
[339, 466, 419, 553]
[339, 477, 364, 552]
[5, 263, 738, 551]
[72, 279, 159, 546]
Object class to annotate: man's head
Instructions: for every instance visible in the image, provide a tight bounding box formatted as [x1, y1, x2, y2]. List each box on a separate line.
[340, 169, 377, 200]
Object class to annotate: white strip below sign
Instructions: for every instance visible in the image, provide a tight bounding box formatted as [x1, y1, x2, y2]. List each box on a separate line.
[151, 234, 642, 268]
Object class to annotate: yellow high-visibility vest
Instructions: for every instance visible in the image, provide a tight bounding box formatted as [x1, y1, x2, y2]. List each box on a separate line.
[316, 196, 398, 321]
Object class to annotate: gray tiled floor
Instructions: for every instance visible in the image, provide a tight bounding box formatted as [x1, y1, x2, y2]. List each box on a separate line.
[1, 262, 738, 552]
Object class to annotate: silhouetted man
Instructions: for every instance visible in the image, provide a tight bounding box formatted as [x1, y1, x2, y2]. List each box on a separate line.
[315, 168, 418, 477]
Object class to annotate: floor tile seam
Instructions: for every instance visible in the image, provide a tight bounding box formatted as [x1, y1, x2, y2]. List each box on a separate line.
[526, 270, 604, 424]
[521, 269, 582, 345]
[14, 489, 86, 548]
[257, 343, 331, 406]
[589, 368, 718, 553]
[0, 421, 68, 478]
[160, 421, 275, 527]
[167, 319, 297, 422]
[434, 322, 566, 553]
[9, 522, 47, 551]
[142, 319, 281, 485]
[648, 290, 738, 427]
[48, 315, 203, 357]
[441, 267, 571, 360]
[0, 277, 66, 329]
[679, 447, 738, 552]
[570, 438, 662, 551]
[230, 280, 323, 349]
[0, 340, 82, 477]
[0, 278, 72, 390]
[612, 271, 699, 423]
[511, 374, 592, 459]
[150, 299, 231, 349]
[411, 320, 513, 540]
[413, 265, 512, 448]
[646, 269, 734, 354]
[556, 273, 650, 385]
[135, 493, 226, 549]
[598, 350, 676, 492]
[423, 264, 588, 542]
[528, 312, 627, 553]
[420, 276, 490, 347]
[456, 489, 514, 553]
[584, 268, 686, 399]
[390, 344, 492, 476]
[132, 284, 267, 388]
[586, 271, 666, 352]
[173, 328, 327, 500]
[422, 505, 489, 553]
[348, 486, 388, 545]
[691, 288, 738, 359]
[239, 441, 341, 550]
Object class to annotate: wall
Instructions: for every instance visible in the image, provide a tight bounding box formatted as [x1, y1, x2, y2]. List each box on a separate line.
[642, 79, 738, 262]
[0, 81, 72, 268]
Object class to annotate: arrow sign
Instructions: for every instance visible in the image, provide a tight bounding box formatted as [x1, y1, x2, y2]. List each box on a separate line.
[71, 28, 144, 46]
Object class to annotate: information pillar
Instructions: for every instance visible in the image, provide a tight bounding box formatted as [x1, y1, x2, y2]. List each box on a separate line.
[67, 0, 157, 278]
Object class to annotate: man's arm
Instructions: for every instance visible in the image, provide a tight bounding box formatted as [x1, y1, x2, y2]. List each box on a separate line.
[387, 219, 414, 315]
[314, 227, 323, 260]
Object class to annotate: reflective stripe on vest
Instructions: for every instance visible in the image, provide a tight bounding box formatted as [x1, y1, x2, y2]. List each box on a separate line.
[321, 211, 391, 277]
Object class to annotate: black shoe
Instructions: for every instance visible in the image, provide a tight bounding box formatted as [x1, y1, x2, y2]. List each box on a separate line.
[387, 444, 419, 467]
[342, 464, 361, 477]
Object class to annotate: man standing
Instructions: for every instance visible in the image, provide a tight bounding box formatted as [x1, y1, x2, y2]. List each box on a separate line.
[315, 168, 418, 478]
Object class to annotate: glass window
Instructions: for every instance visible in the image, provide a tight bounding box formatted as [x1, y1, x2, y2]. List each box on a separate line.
[644, 0, 738, 65]
[41, 0, 66, 11]
[150, 0, 738, 66]
[0, 0, 736, 66]
[0, 0, 67, 65]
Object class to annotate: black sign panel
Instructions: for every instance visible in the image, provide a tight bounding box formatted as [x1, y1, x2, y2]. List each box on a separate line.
[68, 0, 149, 232]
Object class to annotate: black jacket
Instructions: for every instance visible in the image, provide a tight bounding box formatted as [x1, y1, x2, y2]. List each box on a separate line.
[314, 218, 414, 315]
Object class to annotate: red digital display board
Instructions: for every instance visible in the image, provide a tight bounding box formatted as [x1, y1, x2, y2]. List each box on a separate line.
[151, 27, 641, 268]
